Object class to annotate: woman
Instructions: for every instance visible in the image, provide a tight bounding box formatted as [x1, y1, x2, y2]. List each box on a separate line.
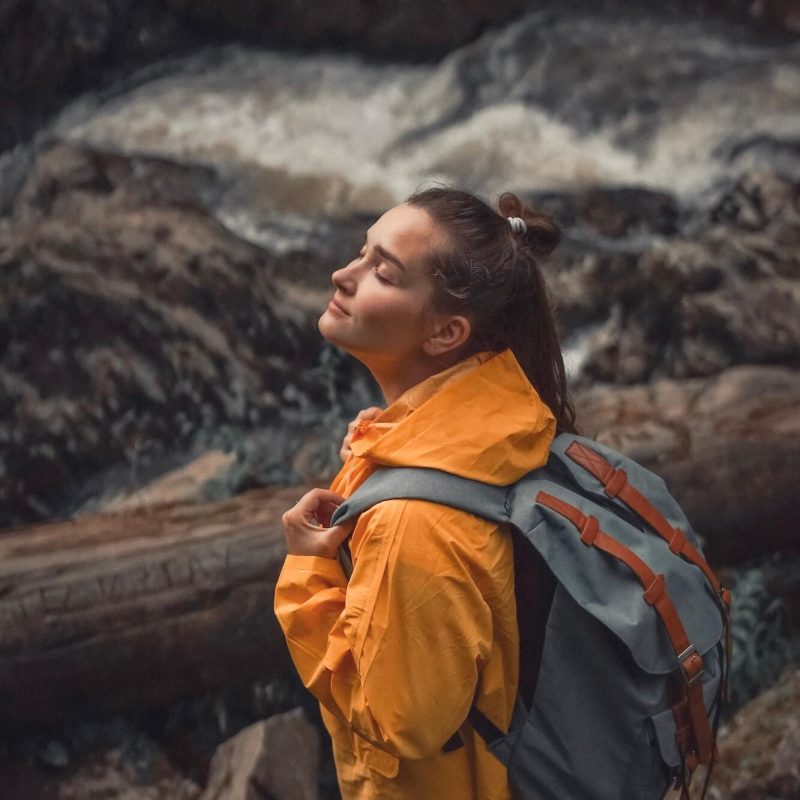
[274, 188, 575, 800]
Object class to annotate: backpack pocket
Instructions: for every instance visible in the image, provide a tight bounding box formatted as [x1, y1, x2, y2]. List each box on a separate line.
[650, 705, 682, 770]
[619, 720, 672, 800]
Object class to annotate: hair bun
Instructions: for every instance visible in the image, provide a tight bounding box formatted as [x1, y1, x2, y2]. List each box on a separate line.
[498, 191, 561, 258]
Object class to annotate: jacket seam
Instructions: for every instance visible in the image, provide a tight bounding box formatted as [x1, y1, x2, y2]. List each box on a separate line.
[351, 500, 404, 655]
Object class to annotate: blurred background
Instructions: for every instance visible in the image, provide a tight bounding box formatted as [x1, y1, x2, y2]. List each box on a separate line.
[1, 1, 798, 798]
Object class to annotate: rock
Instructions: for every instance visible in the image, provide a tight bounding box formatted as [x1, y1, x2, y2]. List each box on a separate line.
[693, 668, 800, 800]
[1, 719, 202, 800]
[548, 171, 800, 384]
[201, 708, 320, 800]
[0, 0, 190, 151]
[36, 739, 71, 771]
[694, 0, 800, 33]
[0, 142, 340, 531]
[87, 450, 237, 514]
[54, 745, 202, 800]
[534, 186, 680, 240]
[168, 0, 524, 60]
[574, 364, 800, 564]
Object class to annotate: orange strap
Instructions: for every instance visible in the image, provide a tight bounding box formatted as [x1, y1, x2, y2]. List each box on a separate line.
[564, 441, 732, 703]
[565, 442, 728, 604]
[537, 490, 714, 764]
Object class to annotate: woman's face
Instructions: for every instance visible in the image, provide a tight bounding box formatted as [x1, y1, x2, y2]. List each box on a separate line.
[319, 203, 447, 366]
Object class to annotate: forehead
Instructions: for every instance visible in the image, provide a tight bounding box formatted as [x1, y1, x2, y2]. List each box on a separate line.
[369, 204, 442, 271]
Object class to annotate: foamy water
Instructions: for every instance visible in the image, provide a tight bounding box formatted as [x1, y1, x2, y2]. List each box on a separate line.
[52, 7, 800, 244]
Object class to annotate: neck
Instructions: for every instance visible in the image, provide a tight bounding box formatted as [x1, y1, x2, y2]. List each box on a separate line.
[361, 353, 460, 405]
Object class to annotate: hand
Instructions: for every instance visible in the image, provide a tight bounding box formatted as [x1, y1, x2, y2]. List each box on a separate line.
[281, 488, 355, 559]
[340, 406, 383, 463]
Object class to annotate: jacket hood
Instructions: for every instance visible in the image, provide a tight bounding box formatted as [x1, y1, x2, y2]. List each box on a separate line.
[349, 349, 556, 485]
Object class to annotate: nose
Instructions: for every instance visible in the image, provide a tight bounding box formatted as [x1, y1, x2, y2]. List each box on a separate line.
[331, 261, 358, 295]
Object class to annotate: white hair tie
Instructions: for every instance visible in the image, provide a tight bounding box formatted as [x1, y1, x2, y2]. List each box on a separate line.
[508, 216, 527, 235]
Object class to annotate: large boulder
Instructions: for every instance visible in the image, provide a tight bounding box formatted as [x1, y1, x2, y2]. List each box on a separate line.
[168, 0, 524, 59]
[1, 717, 203, 800]
[0, 0, 189, 152]
[697, 668, 800, 799]
[200, 709, 320, 800]
[698, 0, 800, 33]
[544, 171, 800, 384]
[0, 142, 333, 530]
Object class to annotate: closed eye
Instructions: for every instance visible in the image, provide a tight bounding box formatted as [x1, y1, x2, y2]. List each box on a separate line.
[373, 266, 394, 285]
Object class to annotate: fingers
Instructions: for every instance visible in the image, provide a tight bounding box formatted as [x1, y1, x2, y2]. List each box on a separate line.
[282, 488, 345, 528]
[357, 406, 383, 422]
[323, 517, 356, 551]
[281, 488, 354, 558]
[315, 498, 344, 527]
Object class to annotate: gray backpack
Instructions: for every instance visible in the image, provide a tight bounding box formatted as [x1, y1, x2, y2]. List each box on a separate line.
[330, 433, 731, 800]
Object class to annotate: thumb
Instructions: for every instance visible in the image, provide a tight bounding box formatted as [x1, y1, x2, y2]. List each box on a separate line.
[323, 518, 356, 552]
[359, 405, 384, 420]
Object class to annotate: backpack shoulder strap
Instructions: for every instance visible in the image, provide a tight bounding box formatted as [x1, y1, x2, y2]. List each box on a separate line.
[330, 467, 511, 527]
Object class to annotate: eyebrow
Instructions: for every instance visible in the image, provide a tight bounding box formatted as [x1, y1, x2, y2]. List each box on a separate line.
[364, 231, 406, 272]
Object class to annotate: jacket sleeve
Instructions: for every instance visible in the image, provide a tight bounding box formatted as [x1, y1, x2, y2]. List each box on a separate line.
[273, 499, 498, 760]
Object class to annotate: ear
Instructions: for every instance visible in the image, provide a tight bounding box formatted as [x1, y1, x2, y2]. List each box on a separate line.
[423, 314, 471, 357]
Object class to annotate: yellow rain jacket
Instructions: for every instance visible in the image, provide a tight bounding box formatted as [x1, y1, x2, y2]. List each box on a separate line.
[274, 349, 556, 799]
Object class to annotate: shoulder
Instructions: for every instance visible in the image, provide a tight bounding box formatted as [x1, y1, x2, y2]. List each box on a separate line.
[353, 495, 491, 544]
[350, 497, 512, 583]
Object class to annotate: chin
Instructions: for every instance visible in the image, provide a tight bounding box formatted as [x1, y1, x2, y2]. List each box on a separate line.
[318, 313, 346, 348]
[318, 311, 334, 339]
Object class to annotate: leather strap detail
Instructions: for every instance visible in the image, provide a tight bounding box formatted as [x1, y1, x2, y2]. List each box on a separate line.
[604, 467, 628, 498]
[564, 441, 733, 705]
[643, 574, 666, 605]
[669, 528, 685, 554]
[580, 514, 599, 545]
[536, 490, 714, 765]
[565, 441, 729, 608]
[686, 676, 713, 763]
[672, 694, 689, 720]
[674, 721, 693, 751]
[563, 441, 614, 483]
[537, 491, 694, 656]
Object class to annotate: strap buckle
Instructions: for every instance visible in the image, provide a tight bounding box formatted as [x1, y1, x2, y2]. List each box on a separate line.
[678, 645, 704, 686]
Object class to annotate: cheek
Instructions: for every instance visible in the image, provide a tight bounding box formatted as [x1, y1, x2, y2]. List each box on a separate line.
[360, 296, 398, 320]
[362, 296, 427, 333]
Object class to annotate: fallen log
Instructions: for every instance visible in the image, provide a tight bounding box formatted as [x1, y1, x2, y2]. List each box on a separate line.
[0, 486, 302, 732]
[575, 364, 800, 566]
[4, 364, 796, 731]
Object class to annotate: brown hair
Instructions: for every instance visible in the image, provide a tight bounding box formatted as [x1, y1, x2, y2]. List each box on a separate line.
[407, 186, 576, 434]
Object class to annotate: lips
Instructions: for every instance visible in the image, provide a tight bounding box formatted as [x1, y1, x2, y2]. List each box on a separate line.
[328, 297, 350, 316]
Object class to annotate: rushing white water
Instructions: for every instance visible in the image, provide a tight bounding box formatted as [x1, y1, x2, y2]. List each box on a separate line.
[562, 322, 607, 383]
[52, 6, 800, 244]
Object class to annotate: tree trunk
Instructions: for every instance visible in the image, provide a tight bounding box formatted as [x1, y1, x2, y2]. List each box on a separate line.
[0, 487, 302, 732]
